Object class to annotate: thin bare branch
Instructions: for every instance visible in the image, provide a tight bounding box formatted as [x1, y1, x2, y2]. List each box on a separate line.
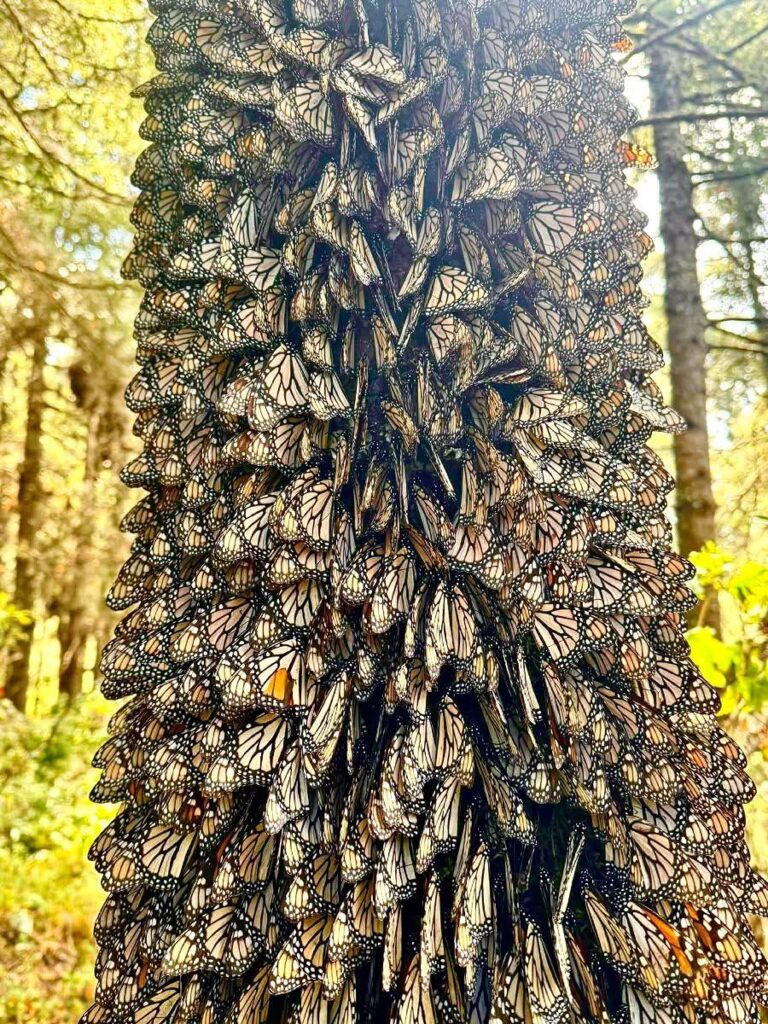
[693, 164, 768, 185]
[0, 89, 129, 204]
[626, 0, 747, 59]
[636, 107, 768, 127]
[46, 0, 146, 24]
[636, 9, 766, 88]
[709, 315, 768, 324]
[708, 343, 768, 354]
[724, 21, 768, 55]
[708, 324, 768, 345]
[0, 0, 67, 86]
[0, 225, 124, 292]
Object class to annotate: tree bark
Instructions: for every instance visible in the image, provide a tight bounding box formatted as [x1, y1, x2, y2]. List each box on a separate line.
[0, 337, 9, 567]
[58, 412, 100, 700]
[5, 322, 47, 711]
[58, 607, 87, 700]
[0, 312, 24, 562]
[730, 172, 768, 387]
[649, 43, 719, 631]
[743, 240, 768, 386]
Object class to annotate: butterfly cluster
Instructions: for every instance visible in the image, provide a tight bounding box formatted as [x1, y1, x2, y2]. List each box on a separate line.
[86, 0, 768, 1021]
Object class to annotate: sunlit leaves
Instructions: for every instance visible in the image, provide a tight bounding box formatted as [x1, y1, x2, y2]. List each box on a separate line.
[687, 543, 768, 713]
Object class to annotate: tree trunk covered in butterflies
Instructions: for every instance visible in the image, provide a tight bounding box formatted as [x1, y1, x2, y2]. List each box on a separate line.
[647, 43, 720, 632]
[85, 0, 767, 1022]
[5, 320, 47, 713]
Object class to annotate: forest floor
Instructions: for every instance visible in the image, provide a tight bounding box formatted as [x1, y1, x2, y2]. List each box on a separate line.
[0, 693, 111, 1023]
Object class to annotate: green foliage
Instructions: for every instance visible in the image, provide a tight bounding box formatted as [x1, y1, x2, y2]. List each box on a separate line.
[0, 0, 144, 705]
[0, 0, 150, 241]
[687, 544, 768, 958]
[687, 543, 768, 715]
[0, 695, 110, 1023]
[0, 594, 32, 651]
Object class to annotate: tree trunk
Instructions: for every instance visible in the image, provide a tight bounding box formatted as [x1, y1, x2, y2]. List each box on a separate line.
[58, 608, 88, 700]
[732, 179, 768, 387]
[649, 43, 719, 631]
[0, 313, 22, 565]
[0, 343, 9, 575]
[58, 413, 100, 700]
[82, 3, 768, 1019]
[5, 322, 47, 711]
[745, 244, 768, 369]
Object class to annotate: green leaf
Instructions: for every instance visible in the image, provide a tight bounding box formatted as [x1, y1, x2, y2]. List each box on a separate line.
[688, 541, 733, 590]
[687, 626, 738, 689]
[686, 546, 768, 716]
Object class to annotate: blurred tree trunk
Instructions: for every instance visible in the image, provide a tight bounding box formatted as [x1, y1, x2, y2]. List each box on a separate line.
[5, 321, 47, 711]
[649, 43, 720, 632]
[0, 312, 23, 562]
[0, 334, 7, 429]
[743, 242, 768, 385]
[58, 412, 100, 700]
[731, 175, 768, 387]
[0, 337, 9, 567]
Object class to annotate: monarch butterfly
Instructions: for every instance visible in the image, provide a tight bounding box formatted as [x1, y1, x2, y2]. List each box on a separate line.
[531, 604, 581, 661]
[424, 267, 492, 315]
[375, 833, 417, 913]
[425, 580, 477, 676]
[525, 200, 588, 255]
[524, 921, 570, 1024]
[416, 774, 462, 871]
[490, 948, 531, 1024]
[329, 876, 385, 961]
[456, 843, 493, 966]
[622, 985, 687, 1024]
[420, 870, 446, 978]
[368, 549, 417, 632]
[283, 852, 341, 920]
[139, 824, 198, 884]
[91, 0, 768, 1020]
[392, 954, 437, 1024]
[233, 711, 290, 778]
[304, 670, 349, 776]
[616, 139, 657, 169]
[270, 914, 334, 994]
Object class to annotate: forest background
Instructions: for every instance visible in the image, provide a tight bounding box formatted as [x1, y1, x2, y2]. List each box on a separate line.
[0, 0, 766, 1020]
